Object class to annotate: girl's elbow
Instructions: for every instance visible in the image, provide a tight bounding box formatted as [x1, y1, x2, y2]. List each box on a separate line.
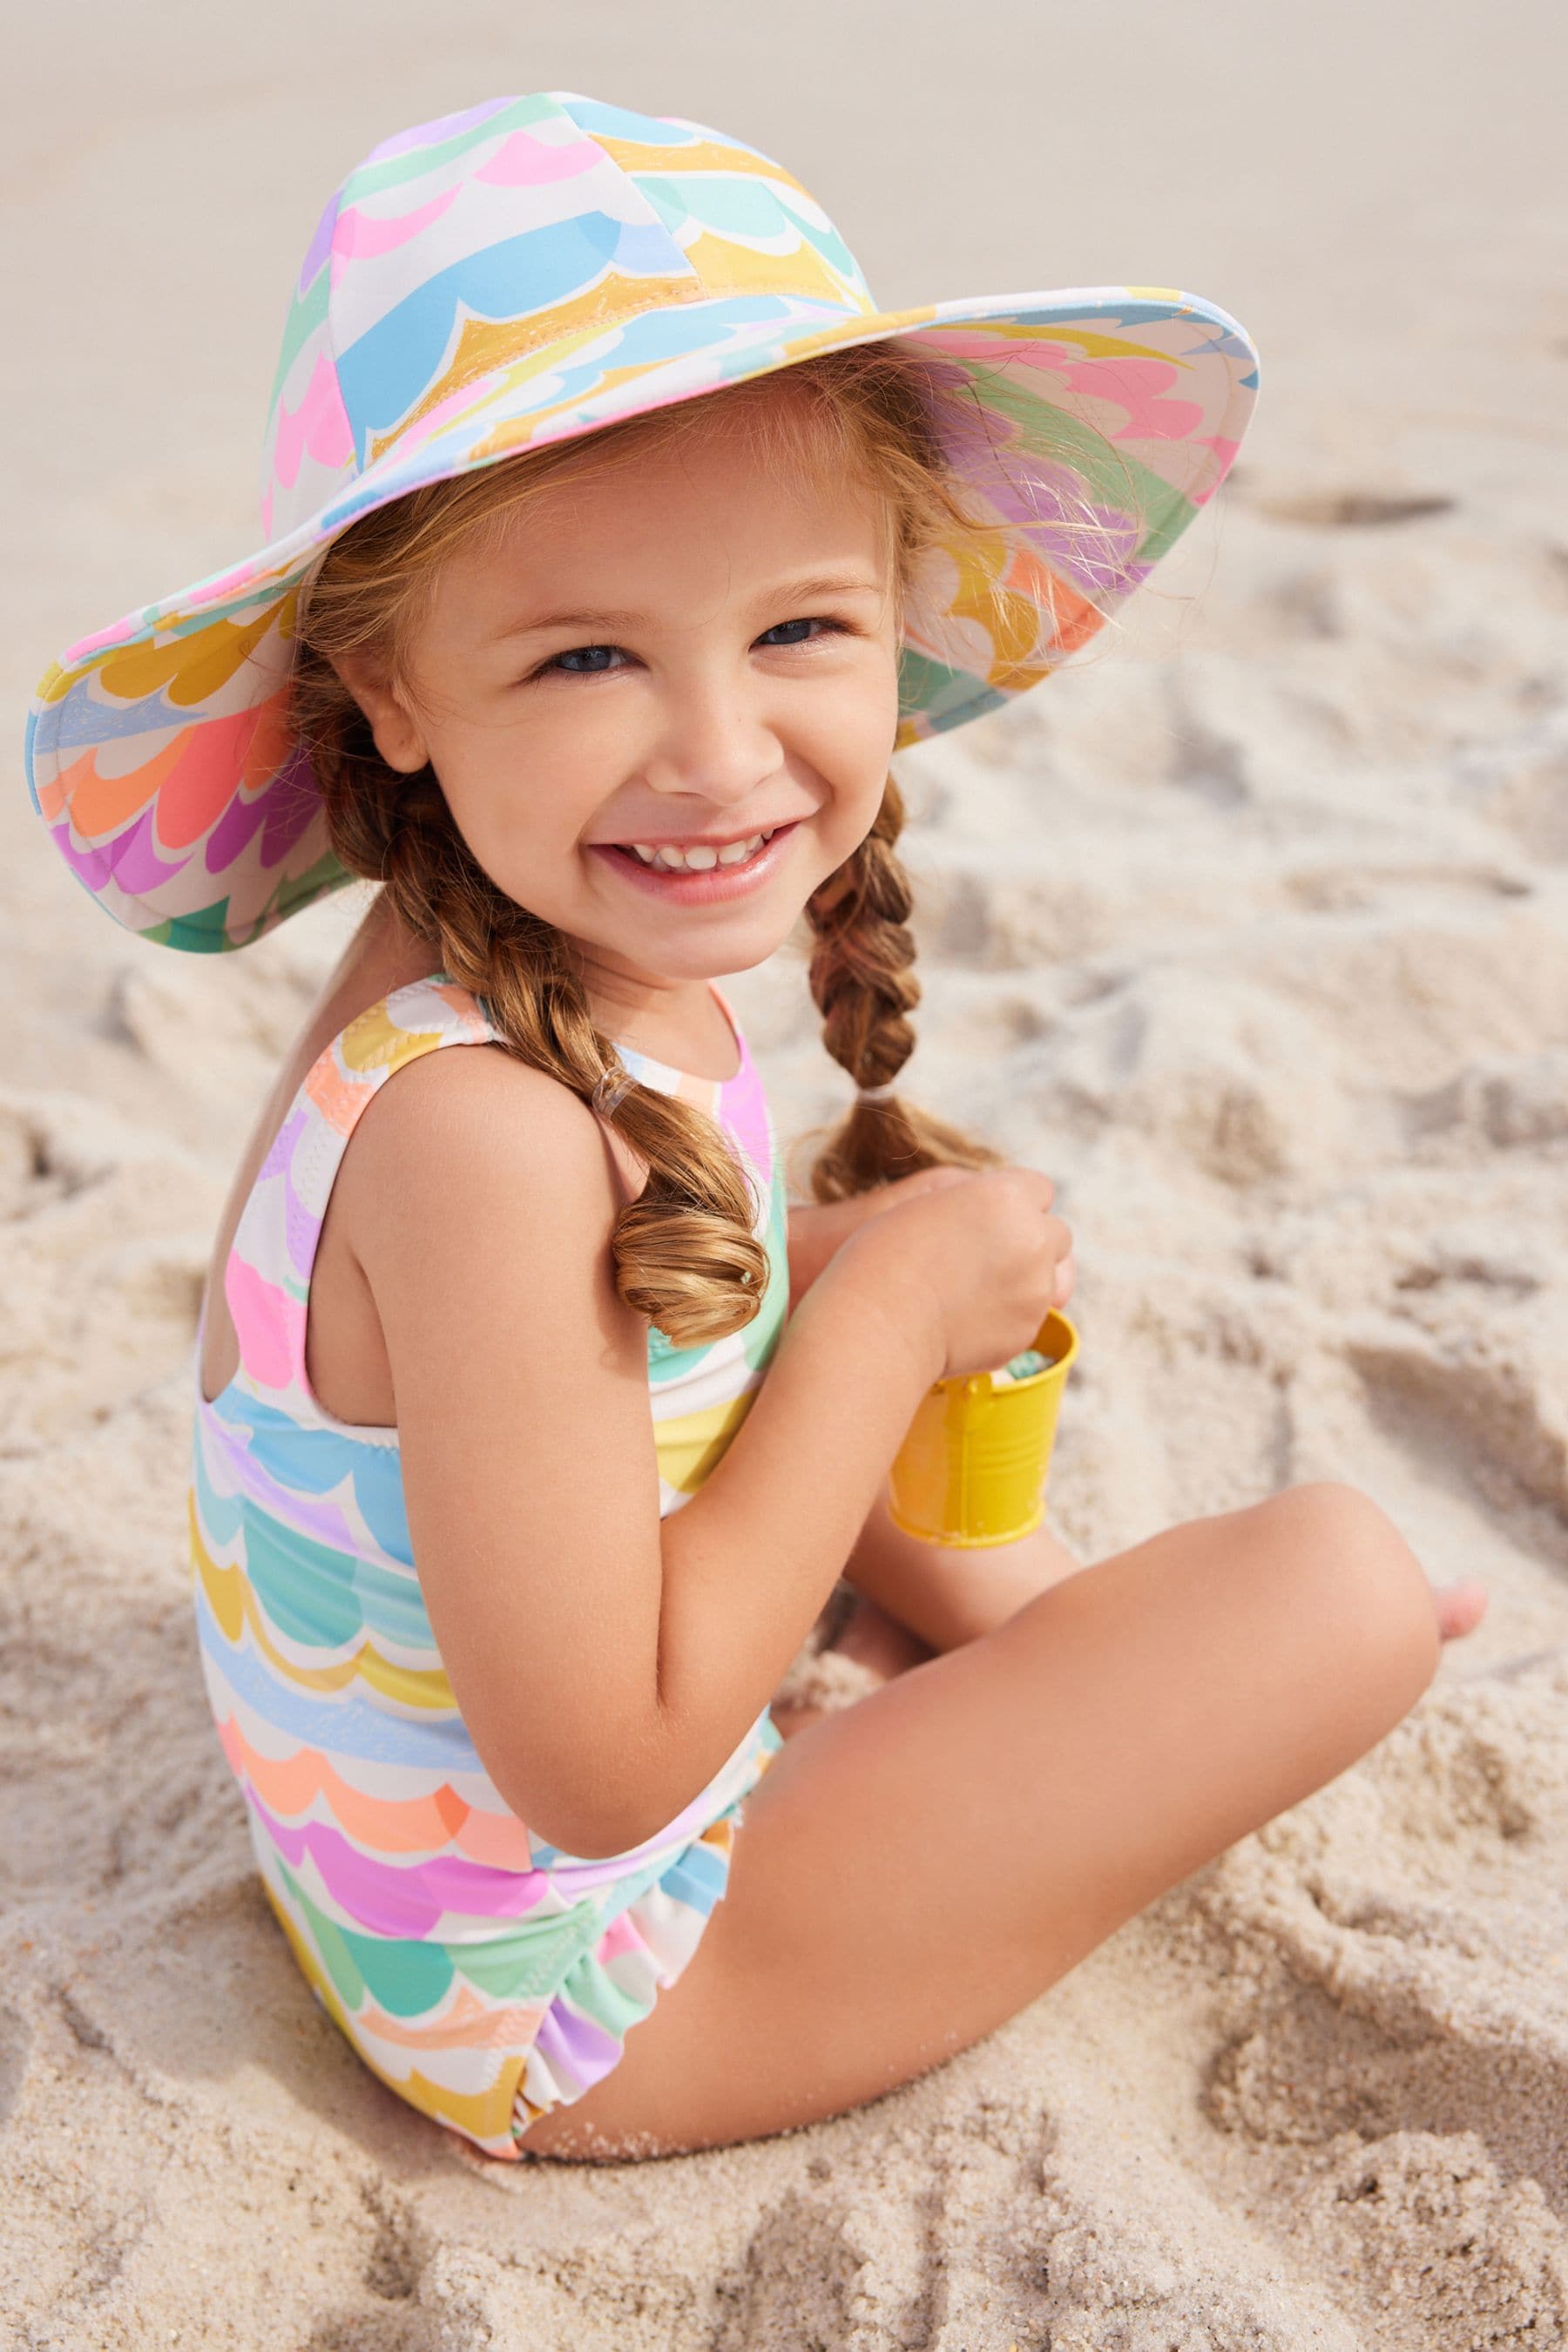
[485, 1734, 671, 1863]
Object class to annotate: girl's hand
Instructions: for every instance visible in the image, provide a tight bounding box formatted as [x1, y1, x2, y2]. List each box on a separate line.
[787, 1168, 968, 1313]
[788, 1166, 1075, 1317]
[829, 1167, 1074, 1382]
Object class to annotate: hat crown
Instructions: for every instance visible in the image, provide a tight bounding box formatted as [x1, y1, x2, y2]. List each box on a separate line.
[260, 93, 877, 544]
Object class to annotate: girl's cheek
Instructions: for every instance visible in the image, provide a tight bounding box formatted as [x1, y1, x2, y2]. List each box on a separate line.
[816, 702, 901, 791]
[517, 695, 639, 773]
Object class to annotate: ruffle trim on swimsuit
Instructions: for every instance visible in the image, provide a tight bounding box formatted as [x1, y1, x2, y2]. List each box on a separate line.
[248, 1715, 785, 2163]
[510, 1720, 785, 2153]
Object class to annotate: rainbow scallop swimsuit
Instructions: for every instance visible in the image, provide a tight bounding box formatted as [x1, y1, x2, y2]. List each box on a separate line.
[189, 974, 787, 2159]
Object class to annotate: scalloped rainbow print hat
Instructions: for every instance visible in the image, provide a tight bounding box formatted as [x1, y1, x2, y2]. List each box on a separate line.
[25, 91, 1260, 954]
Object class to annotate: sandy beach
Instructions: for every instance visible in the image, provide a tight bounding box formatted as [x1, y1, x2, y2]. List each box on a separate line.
[3, 3, 1566, 2343]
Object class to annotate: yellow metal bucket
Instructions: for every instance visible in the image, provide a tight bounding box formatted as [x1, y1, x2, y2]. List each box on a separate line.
[886, 1309, 1079, 1548]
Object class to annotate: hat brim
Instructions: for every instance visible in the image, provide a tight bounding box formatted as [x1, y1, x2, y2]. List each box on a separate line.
[27, 284, 1258, 951]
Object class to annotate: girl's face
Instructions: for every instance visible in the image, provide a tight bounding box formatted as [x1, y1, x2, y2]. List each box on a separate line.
[341, 390, 903, 1031]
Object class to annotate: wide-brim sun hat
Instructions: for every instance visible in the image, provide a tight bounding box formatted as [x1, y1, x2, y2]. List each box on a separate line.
[26, 91, 1260, 955]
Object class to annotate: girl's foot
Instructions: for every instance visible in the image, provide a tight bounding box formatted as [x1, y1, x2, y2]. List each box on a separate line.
[1435, 1579, 1489, 1643]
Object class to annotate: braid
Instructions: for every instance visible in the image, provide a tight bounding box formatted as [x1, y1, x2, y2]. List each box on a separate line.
[800, 771, 1008, 1202]
[806, 772, 920, 1092]
[298, 664, 769, 1348]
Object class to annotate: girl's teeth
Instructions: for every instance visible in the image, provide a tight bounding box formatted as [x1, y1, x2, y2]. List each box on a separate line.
[628, 829, 773, 872]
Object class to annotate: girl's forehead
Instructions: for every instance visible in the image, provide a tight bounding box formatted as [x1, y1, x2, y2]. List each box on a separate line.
[520, 411, 881, 526]
[448, 437, 892, 596]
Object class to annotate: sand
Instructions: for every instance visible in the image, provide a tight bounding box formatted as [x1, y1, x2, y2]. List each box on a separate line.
[3, 4, 1566, 2344]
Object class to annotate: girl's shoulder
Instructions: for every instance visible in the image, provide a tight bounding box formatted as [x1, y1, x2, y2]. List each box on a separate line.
[296, 970, 594, 1152]
[321, 973, 503, 1105]
[321, 974, 645, 1227]
[199, 971, 632, 1416]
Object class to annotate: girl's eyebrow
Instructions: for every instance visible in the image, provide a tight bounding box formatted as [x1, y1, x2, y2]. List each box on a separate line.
[483, 570, 885, 644]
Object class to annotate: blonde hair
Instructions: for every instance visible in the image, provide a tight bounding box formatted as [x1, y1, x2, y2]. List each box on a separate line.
[288, 342, 1123, 1344]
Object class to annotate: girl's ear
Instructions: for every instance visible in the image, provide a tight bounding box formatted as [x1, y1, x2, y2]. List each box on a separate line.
[329, 651, 430, 775]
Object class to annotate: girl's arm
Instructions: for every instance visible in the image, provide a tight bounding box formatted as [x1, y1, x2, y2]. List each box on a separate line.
[345, 1047, 948, 1861]
[785, 1200, 860, 1315]
[652, 1247, 945, 1799]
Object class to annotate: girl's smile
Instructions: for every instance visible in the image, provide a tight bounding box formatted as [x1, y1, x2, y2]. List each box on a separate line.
[586, 817, 803, 906]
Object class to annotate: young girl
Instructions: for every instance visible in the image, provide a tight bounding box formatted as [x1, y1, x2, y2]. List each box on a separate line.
[28, 92, 1486, 2168]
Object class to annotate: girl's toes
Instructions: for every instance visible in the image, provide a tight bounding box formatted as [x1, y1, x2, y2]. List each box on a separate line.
[1434, 1579, 1490, 1643]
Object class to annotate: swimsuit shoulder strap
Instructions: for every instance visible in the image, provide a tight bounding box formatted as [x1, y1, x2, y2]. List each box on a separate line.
[218, 976, 499, 1421]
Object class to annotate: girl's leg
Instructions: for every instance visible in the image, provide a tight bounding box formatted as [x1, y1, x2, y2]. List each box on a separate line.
[515, 1481, 1441, 2162]
[829, 1479, 1487, 1665]
[838, 1482, 1091, 1652]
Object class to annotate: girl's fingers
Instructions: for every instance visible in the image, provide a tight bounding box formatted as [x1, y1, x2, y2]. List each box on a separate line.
[898, 1166, 972, 1200]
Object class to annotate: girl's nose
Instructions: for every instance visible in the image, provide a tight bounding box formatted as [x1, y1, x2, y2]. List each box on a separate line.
[643, 677, 781, 807]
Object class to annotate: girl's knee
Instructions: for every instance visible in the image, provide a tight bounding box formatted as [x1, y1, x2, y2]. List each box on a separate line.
[1269, 1480, 1440, 1713]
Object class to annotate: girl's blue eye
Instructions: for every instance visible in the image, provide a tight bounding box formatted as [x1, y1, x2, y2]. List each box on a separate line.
[551, 644, 622, 675]
[759, 618, 818, 646]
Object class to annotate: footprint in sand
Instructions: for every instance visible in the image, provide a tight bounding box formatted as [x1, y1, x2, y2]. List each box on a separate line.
[1242, 485, 1459, 529]
[1406, 1050, 1568, 1147]
[1346, 1332, 1568, 1565]
[1197, 1657, 1568, 2258]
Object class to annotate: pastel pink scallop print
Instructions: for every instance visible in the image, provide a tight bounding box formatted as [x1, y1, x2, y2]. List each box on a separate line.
[1055, 350, 1204, 444]
[269, 353, 355, 494]
[226, 1253, 306, 1392]
[330, 186, 459, 279]
[476, 131, 603, 186]
[719, 1055, 773, 1208]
